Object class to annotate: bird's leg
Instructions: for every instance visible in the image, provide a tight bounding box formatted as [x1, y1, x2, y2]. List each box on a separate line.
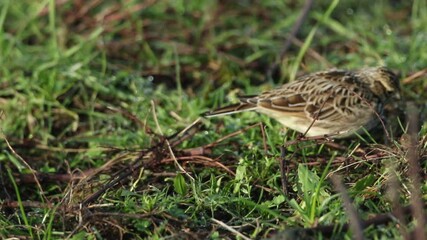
[296, 132, 305, 141]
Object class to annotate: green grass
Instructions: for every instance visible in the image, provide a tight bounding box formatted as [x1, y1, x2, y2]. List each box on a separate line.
[1, 0, 426, 239]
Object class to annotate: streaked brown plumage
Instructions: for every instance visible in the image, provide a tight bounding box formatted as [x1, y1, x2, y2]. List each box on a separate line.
[203, 66, 401, 138]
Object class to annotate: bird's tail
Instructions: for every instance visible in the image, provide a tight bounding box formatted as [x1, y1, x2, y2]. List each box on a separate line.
[202, 102, 257, 118]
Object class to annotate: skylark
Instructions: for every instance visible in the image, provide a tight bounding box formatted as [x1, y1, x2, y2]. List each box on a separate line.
[203, 67, 401, 138]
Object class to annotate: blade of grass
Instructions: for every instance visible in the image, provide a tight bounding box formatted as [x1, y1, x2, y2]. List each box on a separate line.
[173, 44, 183, 110]
[48, 0, 59, 59]
[310, 152, 336, 222]
[0, 0, 10, 54]
[234, 198, 289, 222]
[7, 167, 34, 238]
[43, 203, 60, 240]
[289, 0, 340, 80]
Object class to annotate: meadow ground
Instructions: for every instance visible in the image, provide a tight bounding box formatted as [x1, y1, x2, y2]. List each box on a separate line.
[0, 0, 426, 239]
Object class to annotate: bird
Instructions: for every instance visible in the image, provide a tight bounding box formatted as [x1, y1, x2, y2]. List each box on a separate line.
[203, 66, 401, 138]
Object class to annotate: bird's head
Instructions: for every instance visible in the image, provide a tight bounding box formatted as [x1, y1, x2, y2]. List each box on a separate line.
[359, 66, 401, 100]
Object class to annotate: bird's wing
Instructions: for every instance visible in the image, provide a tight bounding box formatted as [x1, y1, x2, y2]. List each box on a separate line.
[252, 70, 372, 121]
